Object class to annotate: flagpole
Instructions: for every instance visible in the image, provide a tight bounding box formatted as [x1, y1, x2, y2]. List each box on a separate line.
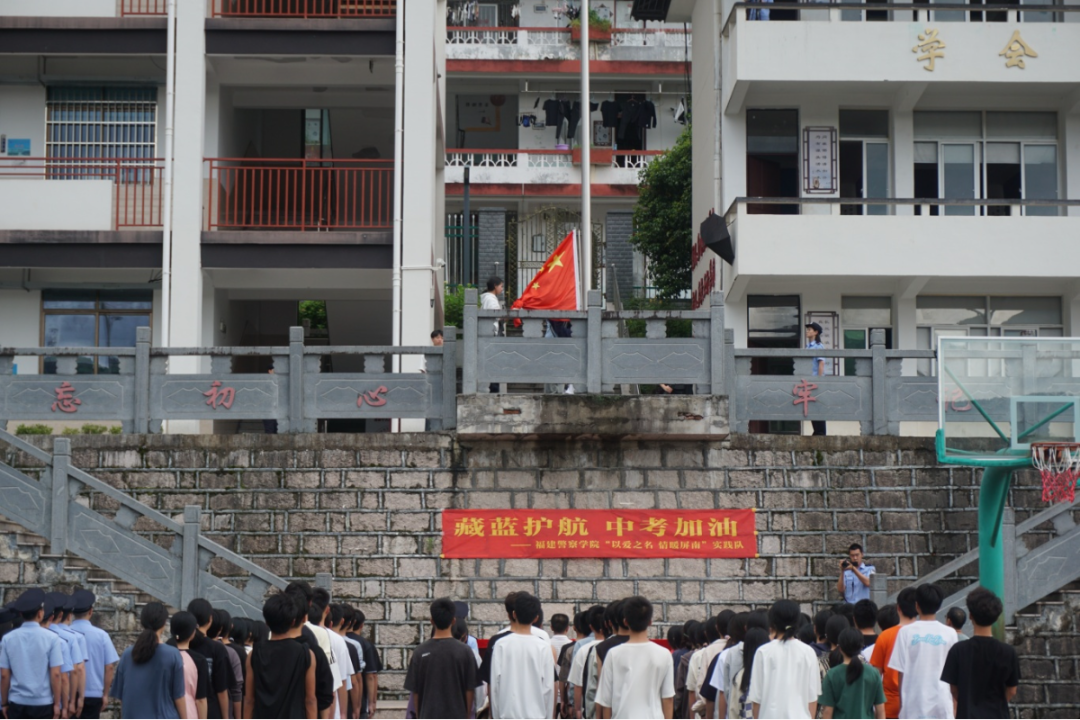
[573, 229, 584, 310]
[580, 0, 592, 294]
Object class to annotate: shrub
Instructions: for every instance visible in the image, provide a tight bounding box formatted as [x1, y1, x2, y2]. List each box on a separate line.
[15, 424, 53, 435]
[80, 424, 109, 435]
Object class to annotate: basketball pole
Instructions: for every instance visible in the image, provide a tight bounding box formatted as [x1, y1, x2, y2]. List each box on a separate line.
[978, 466, 1012, 641]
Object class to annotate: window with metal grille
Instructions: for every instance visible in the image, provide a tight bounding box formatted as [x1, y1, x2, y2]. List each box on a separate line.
[45, 87, 158, 181]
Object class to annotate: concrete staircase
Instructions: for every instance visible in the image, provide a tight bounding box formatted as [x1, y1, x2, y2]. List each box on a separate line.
[1008, 580, 1080, 717]
[0, 518, 145, 648]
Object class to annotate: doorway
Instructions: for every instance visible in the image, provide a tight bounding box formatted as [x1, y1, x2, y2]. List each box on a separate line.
[746, 110, 799, 215]
[747, 295, 802, 434]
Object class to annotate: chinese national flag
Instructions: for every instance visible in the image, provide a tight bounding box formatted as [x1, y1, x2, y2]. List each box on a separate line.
[511, 230, 581, 315]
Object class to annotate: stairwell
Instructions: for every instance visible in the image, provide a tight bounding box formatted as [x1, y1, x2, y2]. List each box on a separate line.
[1010, 581, 1080, 718]
[0, 518, 145, 649]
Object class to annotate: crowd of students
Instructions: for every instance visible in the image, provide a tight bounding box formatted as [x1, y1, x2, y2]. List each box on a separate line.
[397, 583, 1019, 720]
[0, 581, 382, 720]
[1, 579, 1022, 719]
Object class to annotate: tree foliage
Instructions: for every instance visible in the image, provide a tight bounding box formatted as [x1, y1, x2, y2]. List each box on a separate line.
[630, 126, 693, 300]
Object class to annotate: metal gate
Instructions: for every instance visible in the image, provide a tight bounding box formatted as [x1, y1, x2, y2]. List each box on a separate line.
[505, 206, 604, 301]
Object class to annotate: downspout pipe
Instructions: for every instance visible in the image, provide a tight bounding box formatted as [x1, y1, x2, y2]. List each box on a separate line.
[160, 0, 176, 348]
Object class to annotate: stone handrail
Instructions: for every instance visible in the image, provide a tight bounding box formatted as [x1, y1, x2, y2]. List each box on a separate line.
[0, 326, 457, 433]
[0, 429, 309, 617]
[462, 289, 726, 395]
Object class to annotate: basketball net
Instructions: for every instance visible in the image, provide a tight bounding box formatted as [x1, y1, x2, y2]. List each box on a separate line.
[1031, 443, 1080, 504]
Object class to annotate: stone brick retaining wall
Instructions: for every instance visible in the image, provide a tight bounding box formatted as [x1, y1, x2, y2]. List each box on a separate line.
[0, 433, 1068, 716]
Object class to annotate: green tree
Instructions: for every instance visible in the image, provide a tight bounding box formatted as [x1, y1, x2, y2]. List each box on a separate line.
[631, 126, 692, 300]
[298, 300, 328, 330]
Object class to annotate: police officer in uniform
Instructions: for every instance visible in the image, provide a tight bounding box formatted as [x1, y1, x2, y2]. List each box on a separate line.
[68, 591, 118, 720]
[0, 589, 65, 719]
[45, 593, 86, 718]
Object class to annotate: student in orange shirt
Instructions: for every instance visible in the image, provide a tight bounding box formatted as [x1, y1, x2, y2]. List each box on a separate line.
[869, 588, 916, 719]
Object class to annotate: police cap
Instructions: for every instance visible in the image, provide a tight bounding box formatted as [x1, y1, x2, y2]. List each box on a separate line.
[11, 588, 46, 614]
[71, 590, 96, 614]
[0, 607, 17, 625]
[45, 592, 70, 615]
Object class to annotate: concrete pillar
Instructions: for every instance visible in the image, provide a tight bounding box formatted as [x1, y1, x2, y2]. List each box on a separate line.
[604, 210, 635, 302]
[166, 0, 208, 433]
[477, 207, 507, 285]
[893, 111, 915, 216]
[691, 0, 721, 302]
[1063, 110, 1080, 218]
[170, 0, 207, 358]
[400, 0, 439, 353]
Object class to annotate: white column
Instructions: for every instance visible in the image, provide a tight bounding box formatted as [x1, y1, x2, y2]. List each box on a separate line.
[167, 0, 207, 432]
[1063, 110, 1080, 218]
[893, 111, 915, 216]
[691, 0, 722, 301]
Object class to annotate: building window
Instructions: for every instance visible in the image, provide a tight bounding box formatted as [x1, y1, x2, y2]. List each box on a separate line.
[915, 295, 1063, 375]
[746, 109, 800, 215]
[842, 296, 893, 375]
[45, 87, 157, 180]
[42, 290, 153, 375]
[839, 110, 890, 215]
[912, 111, 1057, 216]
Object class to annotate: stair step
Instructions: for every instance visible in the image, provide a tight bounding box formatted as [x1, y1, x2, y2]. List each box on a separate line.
[16, 534, 48, 545]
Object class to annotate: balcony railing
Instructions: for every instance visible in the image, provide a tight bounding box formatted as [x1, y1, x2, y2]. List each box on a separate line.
[212, 0, 396, 18]
[724, 1, 1073, 29]
[121, 0, 168, 15]
[0, 157, 163, 229]
[724, 196, 1080, 218]
[447, 26, 690, 46]
[445, 149, 663, 171]
[205, 158, 393, 231]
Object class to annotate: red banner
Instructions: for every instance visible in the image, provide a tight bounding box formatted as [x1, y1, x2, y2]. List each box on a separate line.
[441, 509, 757, 559]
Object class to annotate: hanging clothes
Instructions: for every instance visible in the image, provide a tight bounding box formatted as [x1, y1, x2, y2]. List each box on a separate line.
[636, 100, 657, 130]
[566, 101, 598, 142]
[600, 100, 620, 129]
[617, 97, 641, 140]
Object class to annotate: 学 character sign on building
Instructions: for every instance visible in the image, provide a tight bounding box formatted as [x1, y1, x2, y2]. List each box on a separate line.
[441, 510, 757, 559]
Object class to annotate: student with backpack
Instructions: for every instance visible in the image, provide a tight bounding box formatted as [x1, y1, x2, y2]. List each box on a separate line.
[818, 628, 886, 719]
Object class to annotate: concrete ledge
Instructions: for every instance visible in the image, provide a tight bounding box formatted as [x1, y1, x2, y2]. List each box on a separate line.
[456, 394, 730, 439]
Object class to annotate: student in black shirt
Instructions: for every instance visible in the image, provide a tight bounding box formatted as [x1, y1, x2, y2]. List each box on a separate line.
[346, 609, 381, 719]
[284, 584, 335, 718]
[593, 600, 630, 677]
[244, 593, 316, 720]
[179, 599, 230, 720]
[404, 598, 479, 719]
[941, 588, 1020, 719]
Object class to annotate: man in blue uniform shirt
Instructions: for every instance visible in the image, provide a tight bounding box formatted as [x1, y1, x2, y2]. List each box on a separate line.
[0, 589, 65, 719]
[68, 591, 118, 720]
[836, 543, 876, 604]
[46, 593, 86, 718]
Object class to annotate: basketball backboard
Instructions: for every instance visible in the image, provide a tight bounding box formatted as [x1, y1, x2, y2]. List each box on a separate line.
[937, 337, 1080, 467]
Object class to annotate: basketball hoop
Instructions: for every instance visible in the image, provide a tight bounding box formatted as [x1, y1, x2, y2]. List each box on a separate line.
[1031, 442, 1080, 504]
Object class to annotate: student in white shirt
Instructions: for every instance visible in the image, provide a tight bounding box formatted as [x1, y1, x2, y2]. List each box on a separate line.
[490, 593, 554, 719]
[595, 596, 675, 720]
[747, 600, 822, 720]
[569, 608, 606, 718]
[480, 276, 504, 393]
[887, 583, 957, 720]
[549, 613, 573, 666]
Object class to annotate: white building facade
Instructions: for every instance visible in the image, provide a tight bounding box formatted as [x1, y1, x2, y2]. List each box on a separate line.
[0, 0, 445, 417]
[677, 0, 1080, 360]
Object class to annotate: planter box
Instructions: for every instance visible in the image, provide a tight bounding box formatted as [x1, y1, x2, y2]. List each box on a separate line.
[569, 26, 612, 43]
[571, 148, 614, 166]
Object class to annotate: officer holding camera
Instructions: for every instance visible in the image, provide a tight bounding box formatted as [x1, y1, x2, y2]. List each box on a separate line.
[836, 543, 875, 603]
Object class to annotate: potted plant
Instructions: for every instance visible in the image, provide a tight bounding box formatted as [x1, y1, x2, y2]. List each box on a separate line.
[567, 7, 613, 43]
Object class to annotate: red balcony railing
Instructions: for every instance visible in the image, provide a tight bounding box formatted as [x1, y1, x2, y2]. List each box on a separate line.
[120, 0, 168, 16]
[206, 158, 393, 231]
[212, 0, 396, 18]
[0, 157, 163, 229]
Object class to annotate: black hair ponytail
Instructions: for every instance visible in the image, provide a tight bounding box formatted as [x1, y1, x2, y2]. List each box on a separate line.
[768, 600, 800, 642]
[132, 602, 169, 665]
[838, 628, 866, 685]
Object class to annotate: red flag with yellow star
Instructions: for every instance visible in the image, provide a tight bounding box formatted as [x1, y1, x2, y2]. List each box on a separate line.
[511, 229, 581, 314]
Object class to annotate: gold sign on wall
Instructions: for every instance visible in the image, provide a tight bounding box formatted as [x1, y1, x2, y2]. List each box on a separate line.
[1000, 30, 1038, 69]
[913, 28, 946, 72]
